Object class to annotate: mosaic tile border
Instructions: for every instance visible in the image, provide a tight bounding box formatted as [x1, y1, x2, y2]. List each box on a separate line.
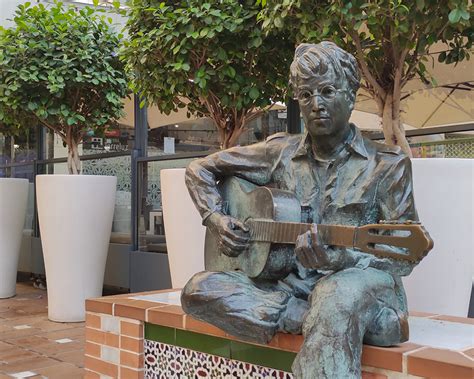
[145, 324, 297, 372]
[144, 339, 294, 379]
[86, 292, 474, 378]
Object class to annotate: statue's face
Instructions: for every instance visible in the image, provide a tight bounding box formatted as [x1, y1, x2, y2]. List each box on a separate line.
[297, 66, 353, 139]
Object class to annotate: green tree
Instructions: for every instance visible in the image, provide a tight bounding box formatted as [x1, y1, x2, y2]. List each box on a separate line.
[0, 1, 129, 174]
[260, 0, 472, 155]
[122, 0, 294, 149]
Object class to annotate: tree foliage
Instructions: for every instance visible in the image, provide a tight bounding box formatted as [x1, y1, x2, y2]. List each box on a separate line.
[260, 0, 472, 155]
[122, 0, 294, 149]
[0, 1, 129, 173]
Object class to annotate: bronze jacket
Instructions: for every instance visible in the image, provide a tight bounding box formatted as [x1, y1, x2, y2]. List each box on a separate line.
[185, 124, 419, 276]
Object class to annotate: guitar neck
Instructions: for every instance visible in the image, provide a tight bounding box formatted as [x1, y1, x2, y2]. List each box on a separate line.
[248, 219, 356, 248]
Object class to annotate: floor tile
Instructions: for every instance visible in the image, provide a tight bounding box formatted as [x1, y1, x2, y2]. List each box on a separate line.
[34, 362, 84, 379]
[30, 320, 81, 332]
[38, 327, 84, 340]
[3, 336, 50, 349]
[12, 325, 31, 330]
[0, 328, 44, 340]
[8, 371, 38, 378]
[0, 341, 14, 352]
[1, 356, 59, 374]
[54, 349, 85, 367]
[55, 338, 73, 344]
[0, 348, 41, 364]
[29, 340, 83, 356]
[0, 282, 85, 378]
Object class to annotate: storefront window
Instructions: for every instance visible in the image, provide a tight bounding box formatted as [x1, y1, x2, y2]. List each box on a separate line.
[146, 109, 288, 157]
[0, 128, 37, 179]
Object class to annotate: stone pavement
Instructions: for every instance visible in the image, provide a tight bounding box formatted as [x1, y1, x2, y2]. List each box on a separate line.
[0, 281, 85, 378]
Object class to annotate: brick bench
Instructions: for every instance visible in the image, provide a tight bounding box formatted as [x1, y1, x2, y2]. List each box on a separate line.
[84, 289, 474, 378]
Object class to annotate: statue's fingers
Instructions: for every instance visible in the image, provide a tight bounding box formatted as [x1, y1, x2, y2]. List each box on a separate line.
[296, 231, 312, 254]
[295, 237, 315, 268]
[220, 234, 248, 251]
[296, 231, 312, 246]
[222, 228, 249, 244]
[313, 245, 330, 267]
[310, 224, 324, 250]
[219, 242, 242, 258]
[295, 233, 307, 249]
[232, 219, 249, 233]
[302, 246, 316, 268]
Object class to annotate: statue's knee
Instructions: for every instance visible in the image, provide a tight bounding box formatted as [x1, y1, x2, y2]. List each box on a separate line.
[306, 271, 379, 329]
[181, 271, 210, 311]
[365, 307, 408, 346]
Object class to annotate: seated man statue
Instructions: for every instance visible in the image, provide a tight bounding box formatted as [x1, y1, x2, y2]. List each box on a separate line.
[181, 42, 427, 378]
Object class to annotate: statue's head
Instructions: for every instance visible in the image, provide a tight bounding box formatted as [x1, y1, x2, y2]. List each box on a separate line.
[289, 42, 360, 139]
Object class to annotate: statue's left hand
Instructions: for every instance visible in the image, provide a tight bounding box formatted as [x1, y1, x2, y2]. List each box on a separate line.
[295, 225, 332, 269]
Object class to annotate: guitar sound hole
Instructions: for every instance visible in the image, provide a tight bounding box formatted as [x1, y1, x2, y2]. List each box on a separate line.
[368, 228, 411, 237]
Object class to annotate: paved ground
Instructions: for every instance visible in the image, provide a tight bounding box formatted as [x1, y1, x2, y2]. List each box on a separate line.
[0, 281, 85, 378]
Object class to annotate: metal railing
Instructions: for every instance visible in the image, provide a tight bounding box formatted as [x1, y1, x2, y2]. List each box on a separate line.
[410, 137, 474, 159]
[1, 123, 472, 249]
[0, 151, 132, 238]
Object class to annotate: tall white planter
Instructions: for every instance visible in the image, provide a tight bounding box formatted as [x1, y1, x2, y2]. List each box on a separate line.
[161, 169, 206, 288]
[36, 175, 116, 322]
[0, 178, 29, 298]
[404, 159, 474, 317]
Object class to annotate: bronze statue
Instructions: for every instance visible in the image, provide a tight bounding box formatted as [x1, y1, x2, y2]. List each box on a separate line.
[181, 42, 432, 378]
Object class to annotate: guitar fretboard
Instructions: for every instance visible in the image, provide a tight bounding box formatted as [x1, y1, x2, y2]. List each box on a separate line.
[247, 219, 356, 247]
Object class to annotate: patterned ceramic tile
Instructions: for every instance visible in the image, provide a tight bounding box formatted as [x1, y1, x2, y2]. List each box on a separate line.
[144, 340, 294, 379]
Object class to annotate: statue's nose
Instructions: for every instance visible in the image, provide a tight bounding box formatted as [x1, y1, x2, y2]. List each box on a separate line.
[312, 94, 325, 112]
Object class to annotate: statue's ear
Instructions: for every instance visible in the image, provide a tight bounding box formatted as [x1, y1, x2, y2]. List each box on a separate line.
[347, 95, 355, 112]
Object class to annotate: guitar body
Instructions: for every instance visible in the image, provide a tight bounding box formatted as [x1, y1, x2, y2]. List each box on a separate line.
[204, 179, 434, 279]
[204, 177, 301, 279]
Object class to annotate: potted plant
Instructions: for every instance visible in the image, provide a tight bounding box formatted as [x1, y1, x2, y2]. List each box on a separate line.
[0, 1, 129, 321]
[122, 0, 294, 149]
[260, 0, 472, 155]
[0, 122, 29, 299]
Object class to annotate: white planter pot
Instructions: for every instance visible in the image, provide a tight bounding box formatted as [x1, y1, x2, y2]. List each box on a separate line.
[404, 158, 474, 317]
[0, 178, 29, 298]
[36, 174, 117, 322]
[161, 169, 205, 288]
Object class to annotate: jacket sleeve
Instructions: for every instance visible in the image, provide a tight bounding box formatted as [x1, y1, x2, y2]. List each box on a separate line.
[184, 141, 278, 224]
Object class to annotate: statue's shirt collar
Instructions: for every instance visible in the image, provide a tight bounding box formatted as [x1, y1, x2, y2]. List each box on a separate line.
[292, 123, 369, 161]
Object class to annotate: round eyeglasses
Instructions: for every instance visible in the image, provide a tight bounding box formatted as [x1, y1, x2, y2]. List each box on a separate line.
[297, 85, 345, 105]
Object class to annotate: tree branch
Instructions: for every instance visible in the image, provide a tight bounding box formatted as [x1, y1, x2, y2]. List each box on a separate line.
[34, 114, 65, 141]
[348, 29, 386, 99]
[393, 47, 408, 105]
[245, 107, 263, 123]
[401, 52, 419, 88]
[72, 87, 81, 112]
[400, 25, 419, 88]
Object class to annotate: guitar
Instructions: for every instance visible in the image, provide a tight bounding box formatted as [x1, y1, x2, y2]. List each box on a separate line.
[204, 177, 433, 279]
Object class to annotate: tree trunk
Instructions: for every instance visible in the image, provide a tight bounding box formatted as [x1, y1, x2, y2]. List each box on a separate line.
[65, 131, 81, 175]
[47, 130, 54, 174]
[219, 118, 245, 150]
[227, 125, 245, 148]
[216, 123, 227, 149]
[379, 91, 412, 157]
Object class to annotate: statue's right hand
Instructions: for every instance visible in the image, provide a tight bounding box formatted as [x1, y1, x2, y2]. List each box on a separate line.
[206, 213, 250, 257]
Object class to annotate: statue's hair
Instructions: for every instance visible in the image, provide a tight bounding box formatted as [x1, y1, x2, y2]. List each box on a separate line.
[289, 41, 360, 102]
